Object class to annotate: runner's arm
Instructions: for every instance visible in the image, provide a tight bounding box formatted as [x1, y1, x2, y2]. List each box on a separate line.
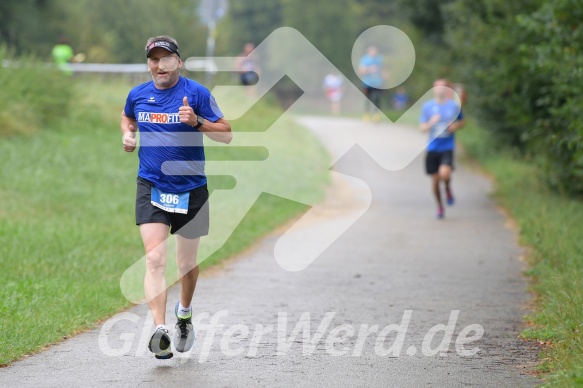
[419, 114, 440, 132]
[198, 117, 233, 144]
[447, 110, 465, 133]
[447, 118, 465, 133]
[121, 111, 138, 152]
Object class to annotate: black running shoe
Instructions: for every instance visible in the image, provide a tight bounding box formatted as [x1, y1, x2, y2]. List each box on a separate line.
[148, 327, 173, 359]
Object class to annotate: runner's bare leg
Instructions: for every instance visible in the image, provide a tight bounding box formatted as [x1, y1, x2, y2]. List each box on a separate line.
[176, 236, 200, 308]
[141, 223, 170, 326]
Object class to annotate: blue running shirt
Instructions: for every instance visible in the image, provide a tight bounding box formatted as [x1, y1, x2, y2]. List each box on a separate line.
[124, 76, 223, 193]
[419, 99, 462, 152]
[359, 54, 384, 88]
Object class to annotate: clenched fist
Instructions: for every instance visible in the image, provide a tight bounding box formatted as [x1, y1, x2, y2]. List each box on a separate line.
[123, 124, 137, 152]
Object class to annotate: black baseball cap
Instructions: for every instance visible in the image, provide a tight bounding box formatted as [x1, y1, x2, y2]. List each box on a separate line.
[146, 40, 180, 58]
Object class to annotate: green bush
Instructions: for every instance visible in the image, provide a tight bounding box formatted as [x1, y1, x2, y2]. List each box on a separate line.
[444, 0, 541, 148]
[516, 0, 583, 195]
[445, 0, 583, 195]
[0, 45, 73, 136]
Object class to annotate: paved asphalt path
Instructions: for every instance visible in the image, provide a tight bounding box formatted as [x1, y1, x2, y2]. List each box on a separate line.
[2, 117, 540, 387]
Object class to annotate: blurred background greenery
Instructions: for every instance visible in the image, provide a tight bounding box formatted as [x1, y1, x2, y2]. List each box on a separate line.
[1, 0, 581, 195]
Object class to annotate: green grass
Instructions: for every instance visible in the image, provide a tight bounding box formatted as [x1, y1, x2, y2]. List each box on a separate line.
[458, 118, 583, 386]
[0, 76, 330, 365]
[0, 46, 74, 136]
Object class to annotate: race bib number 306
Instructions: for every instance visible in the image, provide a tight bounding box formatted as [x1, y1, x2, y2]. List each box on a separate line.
[151, 187, 189, 214]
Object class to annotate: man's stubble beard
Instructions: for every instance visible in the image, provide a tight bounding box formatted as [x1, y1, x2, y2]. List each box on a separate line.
[153, 71, 179, 89]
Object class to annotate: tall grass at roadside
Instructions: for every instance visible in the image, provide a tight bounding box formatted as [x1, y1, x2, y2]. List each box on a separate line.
[0, 46, 73, 136]
[0, 76, 330, 365]
[459, 119, 583, 386]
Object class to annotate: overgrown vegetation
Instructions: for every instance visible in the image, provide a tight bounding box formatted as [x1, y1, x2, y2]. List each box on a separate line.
[0, 46, 73, 136]
[460, 119, 583, 386]
[444, 0, 583, 195]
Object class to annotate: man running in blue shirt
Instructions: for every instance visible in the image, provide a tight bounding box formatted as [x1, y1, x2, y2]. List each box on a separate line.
[121, 35, 232, 359]
[358, 45, 385, 122]
[419, 79, 464, 219]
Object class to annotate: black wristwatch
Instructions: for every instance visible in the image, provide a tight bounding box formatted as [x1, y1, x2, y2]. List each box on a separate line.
[194, 115, 204, 129]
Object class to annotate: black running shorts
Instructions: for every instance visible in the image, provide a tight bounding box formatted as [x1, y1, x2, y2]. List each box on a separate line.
[135, 177, 209, 239]
[425, 150, 454, 175]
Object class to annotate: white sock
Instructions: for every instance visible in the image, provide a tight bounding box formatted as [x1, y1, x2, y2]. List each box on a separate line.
[177, 303, 192, 318]
[155, 324, 167, 332]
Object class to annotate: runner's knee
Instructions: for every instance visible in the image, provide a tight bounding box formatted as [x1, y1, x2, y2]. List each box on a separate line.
[146, 251, 166, 274]
[176, 258, 198, 277]
[439, 166, 451, 180]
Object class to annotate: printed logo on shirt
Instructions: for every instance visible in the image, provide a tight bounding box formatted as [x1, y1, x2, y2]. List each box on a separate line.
[137, 112, 181, 124]
[148, 96, 156, 103]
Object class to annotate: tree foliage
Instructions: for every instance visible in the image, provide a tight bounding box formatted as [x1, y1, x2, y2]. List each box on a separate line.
[0, 0, 64, 57]
[444, 0, 543, 147]
[516, 0, 583, 193]
[445, 0, 583, 194]
[220, 0, 283, 52]
[0, 0, 208, 62]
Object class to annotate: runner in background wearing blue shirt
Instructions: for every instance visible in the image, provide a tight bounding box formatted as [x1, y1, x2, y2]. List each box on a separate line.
[121, 35, 232, 359]
[358, 45, 385, 122]
[419, 79, 464, 219]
